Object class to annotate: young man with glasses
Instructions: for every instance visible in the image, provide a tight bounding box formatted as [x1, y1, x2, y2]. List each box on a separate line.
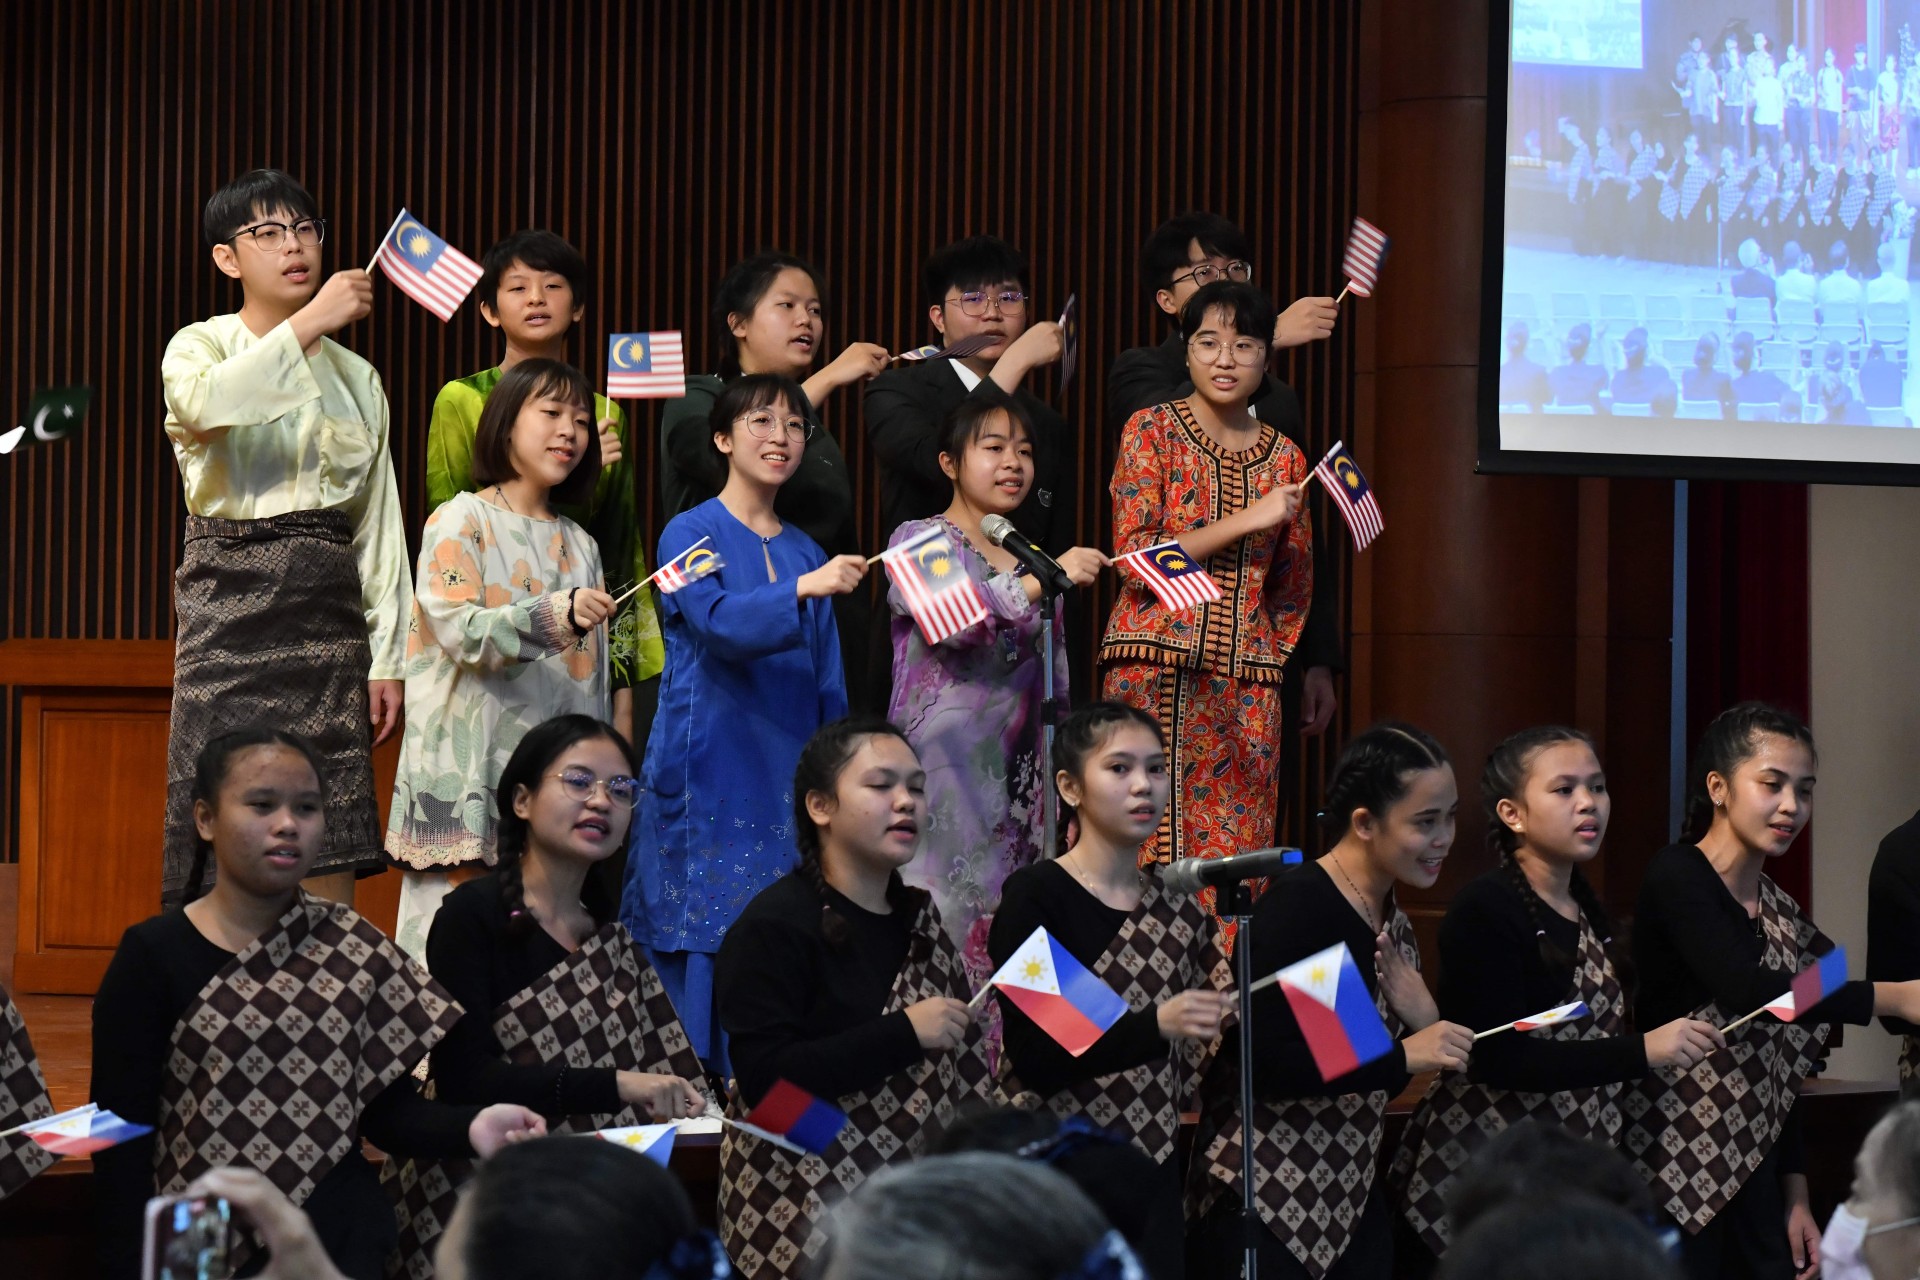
[157, 168, 403, 910]
[864, 236, 1076, 705]
[1109, 212, 1343, 746]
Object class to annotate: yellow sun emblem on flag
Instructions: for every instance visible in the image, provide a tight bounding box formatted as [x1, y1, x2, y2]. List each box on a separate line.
[1309, 964, 1328, 985]
[1022, 958, 1047, 981]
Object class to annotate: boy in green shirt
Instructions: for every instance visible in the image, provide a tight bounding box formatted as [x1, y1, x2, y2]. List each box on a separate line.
[425, 230, 663, 744]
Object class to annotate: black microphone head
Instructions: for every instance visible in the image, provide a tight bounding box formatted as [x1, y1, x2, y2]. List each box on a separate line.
[980, 513, 1016, 547]
[1162, 857, 1207, 896]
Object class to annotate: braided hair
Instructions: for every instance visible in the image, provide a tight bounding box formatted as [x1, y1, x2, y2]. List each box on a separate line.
[493, 714, 637, 938]
[791, 716, 929, 950]
[1482, 726, 1623, 977]
[184, 727, 326, 903]
[1681, 701, 1817, 841]
[1318, 721, 1450, 843]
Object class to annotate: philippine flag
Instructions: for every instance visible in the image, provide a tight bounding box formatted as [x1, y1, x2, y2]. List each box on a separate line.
[734, 1079, 848, 1157]
[22, 1105, 152, 1156]
[1512, 1001, 1590, 1032]
[1271, 942, 1395, 1082]
[987, 926, 1131, 1057]
[1765, 945, 1849, 1022]
[591, 1123, 677, 1166]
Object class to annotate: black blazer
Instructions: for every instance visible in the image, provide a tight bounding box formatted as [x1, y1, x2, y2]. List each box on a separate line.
[863, 357, 1076, 554]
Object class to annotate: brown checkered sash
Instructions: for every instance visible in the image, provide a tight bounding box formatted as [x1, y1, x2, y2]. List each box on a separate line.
[154, 894, 460, 1214]
[1392, 913, 1628, 1255]
[718, 897, 995, 1279]
[1189, 910, 1417, 1280]
[384, 924, 706, 1278]
[1900, 1036, 1920, 1101]
[0, 986, 56, 1199]
[1001, 869, 1232, 1164]
[1621, 874, 1832, 1234]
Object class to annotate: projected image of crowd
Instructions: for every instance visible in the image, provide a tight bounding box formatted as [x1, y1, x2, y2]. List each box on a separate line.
[1503, 18, 1920, 426]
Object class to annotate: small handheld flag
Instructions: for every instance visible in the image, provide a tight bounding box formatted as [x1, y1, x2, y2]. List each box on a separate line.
[895, 344, 943, 362]
[0, 385, 93, 456]
[879, 526, 989, 644]
[21, 1106, 152, 1156]
[369, 209, 483, 321]
[1057, 294, 1080, 390]
[1312, 441, 1385, 551]
[1476, 1000, 1591, 1040]
[984, 926, 1131, 1057]
[1269, 942, 1394, 1082]
[656, 544, 724, 594]
[732, 1080, 848, 1157]
[590, 1123, 678, 1166]
[1340, 217, 1390, 299]
[607, 332, 687, 399]
[1116, 540, 1224, 612]
[1727, 946, 1850, 1031]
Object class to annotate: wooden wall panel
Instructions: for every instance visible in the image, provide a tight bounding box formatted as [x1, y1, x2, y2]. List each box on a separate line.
[0, 0, 1364, 862]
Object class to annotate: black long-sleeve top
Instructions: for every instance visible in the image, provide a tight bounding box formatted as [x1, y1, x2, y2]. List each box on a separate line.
[1104, 334, 1342, 674]
[91, 909, 477, 1280]
[987, 861, 1172, 1099]
[715, 872, 924, 1108]
[1437, 870, 1648, 1092]
[1869, 810, 1920, 1038]
[425, 875, 625, 1116]
[1239, 863, 1413, 1100]
[1632, 843, 1873, 1031]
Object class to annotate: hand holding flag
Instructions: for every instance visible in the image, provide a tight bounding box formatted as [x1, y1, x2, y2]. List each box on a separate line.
[367, 209, 483, 321]
[981, 926, 1131, 1057]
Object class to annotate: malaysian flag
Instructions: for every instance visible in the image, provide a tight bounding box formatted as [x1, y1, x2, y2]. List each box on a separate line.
[607, 331, 687, 399]
[655, 542, 723, 594]
[1313, 441, 1385, 551]
[880, 526, 988, 644]
[1342, 217, 1390, 297]
[371, 209, 482, 321]
[1116, 540, 1223, 612]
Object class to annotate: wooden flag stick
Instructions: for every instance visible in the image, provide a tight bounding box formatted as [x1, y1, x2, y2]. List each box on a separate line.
[1720, 1004, 1775, 1034]
[1473, 1021, 1519, 1042]
[1246, 972, 1281, 995]
[610, 536, 711, 609]
[1335, 283, 1353, 305]
[0, 1102, 95, 1141]
[967, 984, 994, 1013]
[364, 209, 407, 275]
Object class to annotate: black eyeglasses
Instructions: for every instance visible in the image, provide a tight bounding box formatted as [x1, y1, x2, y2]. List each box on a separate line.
[1172, 260, 1253, 288]
[942, 289, 1029, 318]
[230, 218, 327, 252]
[548, 767, 641, 809]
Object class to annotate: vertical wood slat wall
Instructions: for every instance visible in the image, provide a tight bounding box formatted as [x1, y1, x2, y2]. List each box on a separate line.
[0, 0, 1360, 860]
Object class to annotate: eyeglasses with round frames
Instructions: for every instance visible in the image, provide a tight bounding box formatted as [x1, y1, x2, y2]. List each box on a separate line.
[942, 289, 1029, 318]
[735, 410, 816, 443]
[230, 218, 327, 252]
[548, 767, 641, 809]
[1187, 335, 1270, 366]
[1172, 260, 1253, 288]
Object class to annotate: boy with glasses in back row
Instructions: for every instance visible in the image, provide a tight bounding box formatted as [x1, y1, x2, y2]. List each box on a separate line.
[1108, 212, 1344, 750]
[158, 168, 407, 909]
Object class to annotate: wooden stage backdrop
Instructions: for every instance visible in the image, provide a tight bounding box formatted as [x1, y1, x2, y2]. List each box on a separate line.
[0, 0, 1372, 990]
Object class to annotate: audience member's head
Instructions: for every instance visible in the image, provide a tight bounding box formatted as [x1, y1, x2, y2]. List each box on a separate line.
[1825, 1101, 1920, 1280]
[1440, 1194, 1682, 1280]
[1565, 322, 1592, 360]
[1781, 240, 1803, 272]
[1830, 241, 1852, 275]
[1825, 341, 1849, 374]
[818, 1152, 1138, 1280]
[1731, 331, 1758, 372]
[1780, 388, 1805, 420]
[1622, 327, 1648, 367]
[1739, 239, 1762, 271]
[1446, 1120, 1658, 1241]
[1506, 321, 1531, 359]
[1822, 372, 1856, 418]
[436, 1137, 718, 1280]
[1693, 332, 1720, 372]
[1878, 241, 1900, 277]
[1868, 340, 1889, 366]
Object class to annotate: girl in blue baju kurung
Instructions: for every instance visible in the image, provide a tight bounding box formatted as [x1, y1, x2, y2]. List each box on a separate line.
[620, 374, 865, 1070]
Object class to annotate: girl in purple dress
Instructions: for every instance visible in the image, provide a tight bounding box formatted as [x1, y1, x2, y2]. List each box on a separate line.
[885, 399, 1107, 978]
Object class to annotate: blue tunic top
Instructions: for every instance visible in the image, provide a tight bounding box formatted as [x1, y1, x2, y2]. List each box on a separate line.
[620, 498, 849, 957]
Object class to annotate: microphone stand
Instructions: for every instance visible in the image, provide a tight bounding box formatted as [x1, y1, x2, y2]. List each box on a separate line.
[1228, 880, 1260, 1279]
[1037, 568, 1063, 860]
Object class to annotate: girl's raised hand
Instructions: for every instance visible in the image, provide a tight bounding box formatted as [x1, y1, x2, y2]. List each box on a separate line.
[1156, 989, 1230, 1042]
[596, 416, 624, 468]
[1375, 930, 1438, 1030]
[1251, 481, 1304, 531]
[824, 342, 891, 388]
[797, 554, 869, 600]
[566, 587, 617, 631]
[1057, 546, 1112, 587]
[905, 996, 972, 1051]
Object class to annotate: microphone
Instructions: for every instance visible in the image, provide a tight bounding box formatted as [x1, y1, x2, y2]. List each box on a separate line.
[980, 514, 1074, 595]
[1162, 848, 1304, 896]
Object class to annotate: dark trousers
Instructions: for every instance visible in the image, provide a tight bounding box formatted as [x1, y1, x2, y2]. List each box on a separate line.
[1189, 1187, 1393, 1280]
[1675, 1143, 1795, 1280]
[1820, 109, 1841, 154]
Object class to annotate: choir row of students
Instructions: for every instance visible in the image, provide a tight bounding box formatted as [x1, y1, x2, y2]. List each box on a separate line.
[38, 693, 1911, 1280]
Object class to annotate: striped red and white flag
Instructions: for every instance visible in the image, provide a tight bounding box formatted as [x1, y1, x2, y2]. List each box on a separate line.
[370, 209, 482, 321]
[1342, 217, 1390, 298]
[1115, 540, 1223, 612]
[880, 526, 988, 644]
[607, 331, 687, 399]
[1312, 440, 1385, 551]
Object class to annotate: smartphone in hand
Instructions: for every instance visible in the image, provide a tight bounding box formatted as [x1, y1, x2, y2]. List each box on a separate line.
[142, 1193, 231, 1280]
